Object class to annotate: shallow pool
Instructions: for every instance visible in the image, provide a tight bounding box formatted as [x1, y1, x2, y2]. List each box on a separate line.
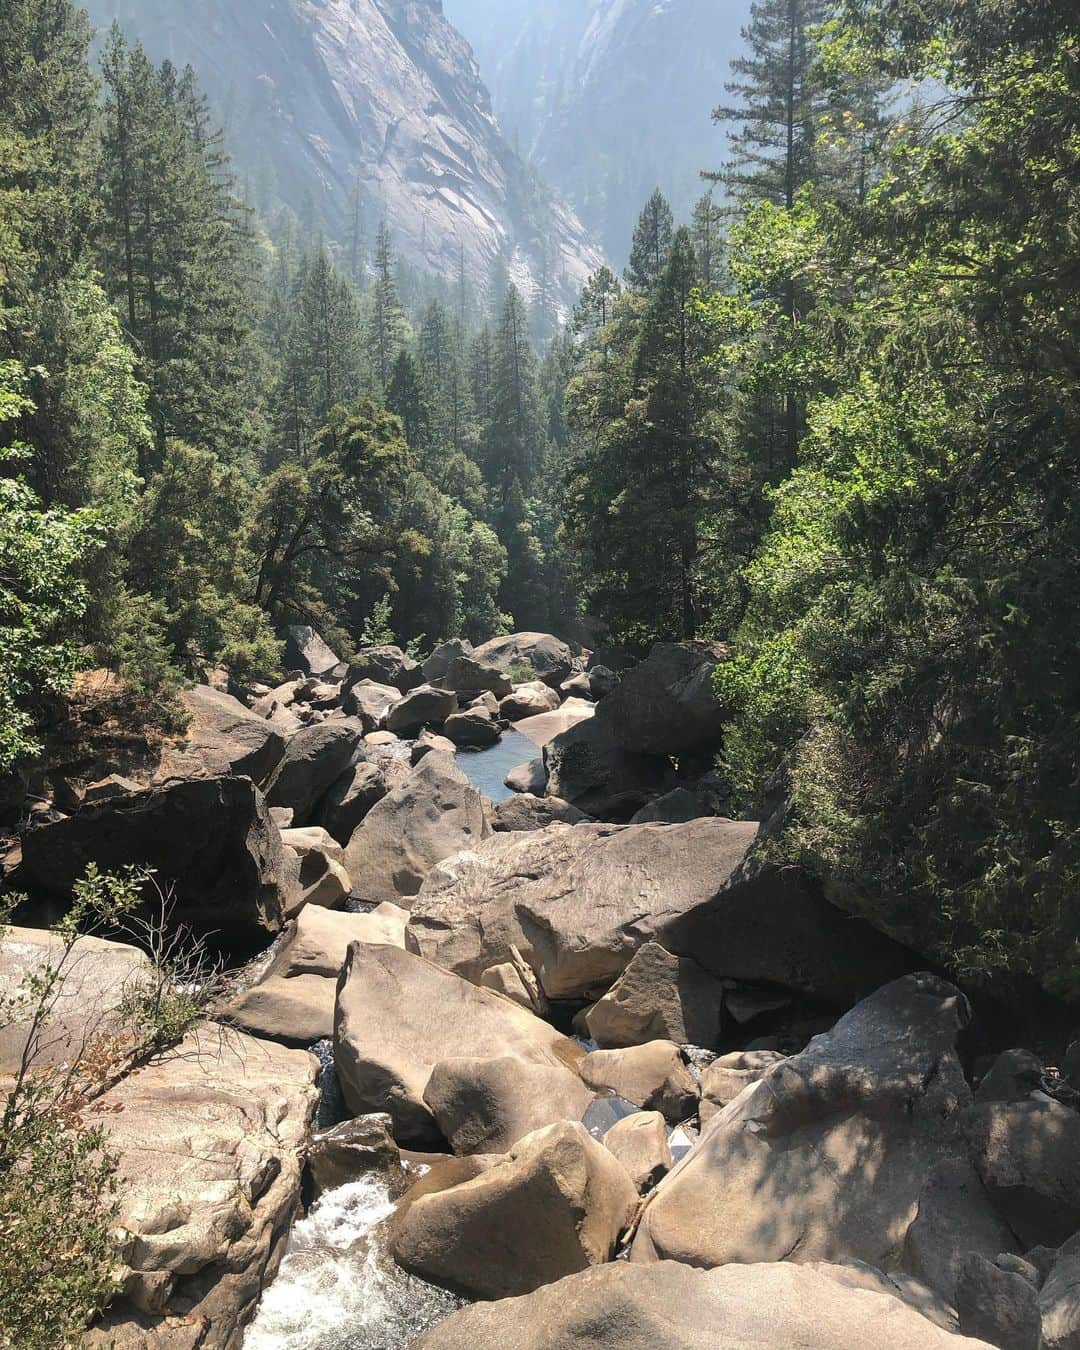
[453, 728, 538, 804]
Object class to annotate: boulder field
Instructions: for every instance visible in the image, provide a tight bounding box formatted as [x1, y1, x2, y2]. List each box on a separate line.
[5, 629, 1080, 1347]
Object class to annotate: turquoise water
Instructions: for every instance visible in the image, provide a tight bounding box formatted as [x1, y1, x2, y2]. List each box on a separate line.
[454, 729, 538, 804]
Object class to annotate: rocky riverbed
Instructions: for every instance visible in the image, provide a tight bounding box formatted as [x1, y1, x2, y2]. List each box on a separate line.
[4, 628, 1080, 1348]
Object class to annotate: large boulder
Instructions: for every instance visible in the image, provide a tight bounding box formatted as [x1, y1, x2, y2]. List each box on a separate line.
[18, 776, 285, 949]
[283, 624, 340, 677]
[499, 682, 561, 722]
[629, 788, 708, 825]
[348, 645, 424, 692]
[493, 794, 589, 833]
[279, 840, 351, 918]
[579, 1042, 699, 1123]
[698, 1050, 787, 1127]
[543, 715, 674, 819]
[505, 758, 548, 795]
[343, 752, 487, 907]
[442, 655, 513, 700]
[516, 697, 596, 749]
[334, 942, 582, 1145]
[316, 759, 387, 844]
[412, 1260, 995, 1350]
[602, 1111, 672, 1192]
[443, 706, 501, 748]
[471, 632, 574, 689]
[423, 1056, 593, 1155]
[154, 685, 286, 788]
[1040, 1236, 1080, 1350]
[389, 1120, 638, 1299]
[963, 1099, 1080, 1248]
[385, 685, 457, 736]
[0, 928, 151, 1075]
[223, 902, 408, 1045]
[264, 721, 364, 825]
[423, 639, 474, 685]
[341, 678, 401, 730]
[407, 819, 914, 1004]
[84, 1025, 318, 1348]
[583, 942, 726, 1049]
[631, 974, 973, 1270]
[595, 641, 729, 756]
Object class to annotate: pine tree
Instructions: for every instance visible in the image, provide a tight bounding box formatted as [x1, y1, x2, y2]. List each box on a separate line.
[691, 191, 724, 290]
[624, 189, 674, 294]
[366, 220, 406, 390]
[486, 285, 544, 502]
[387, 349, 429, 450]
[711, 0, 831, 208]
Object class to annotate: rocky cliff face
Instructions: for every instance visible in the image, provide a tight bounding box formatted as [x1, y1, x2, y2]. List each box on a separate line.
[443, 0, 752, 261]
[86, 0, 602, 308]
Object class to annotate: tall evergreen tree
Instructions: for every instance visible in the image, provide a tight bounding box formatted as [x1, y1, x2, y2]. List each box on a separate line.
[624, 189, 674, 294]
[366, 220, 406, 390]
[711, 0, 831, 208]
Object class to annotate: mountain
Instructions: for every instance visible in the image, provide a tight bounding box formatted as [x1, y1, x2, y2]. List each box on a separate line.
[83, 0, 603, 310]
[442, 0, 752, 261]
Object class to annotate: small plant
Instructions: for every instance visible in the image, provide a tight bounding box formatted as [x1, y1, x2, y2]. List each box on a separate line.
[504, 660, 537, 685]
[359, 593, 396, 649]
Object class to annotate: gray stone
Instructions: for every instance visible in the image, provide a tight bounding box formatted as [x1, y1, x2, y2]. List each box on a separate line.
[602, 1110, 672, 1191]
[316, 760, 387, 844]
[544, 714, 673, 819]
[284, 624, 340, 677]
[265, 721, 363, 824]
[493, 793, 589, 832]
[580, 1042, 699, 1123]
[629, 788, 707, 825]
[584, 942, 725, 1049]
[975, 1048, 1045, 1103]
[504, 758, 548, 794]
[472, 632, 575, 689]
[596, 641, 729, 756]
[443, 706, 501, 748]
[956, 1253, 1043, 1350]
[385, 685, 457, 735]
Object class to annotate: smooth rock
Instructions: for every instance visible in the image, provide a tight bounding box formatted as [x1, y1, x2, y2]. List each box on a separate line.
[583, 942, 725, 1049]
[316, 760, 387, 844]
[504, 758, 548, 795]
[698, 1050, 787, 1127]
[385, 685, 457, 735]
[1041, 1235, 1080, 1350]
[280, 843, 351, 918]
[223, 903, 407, 1044]
[422, 640, 474, 685]
[515, 698, 596, 749]
[265, 721, 363, 825]
[411, 730, 457, 763]
[629, 787, 707, 825]
[493, 793, 589, 832]
[902, 1158, 1019, 1307]
[580, 1042, 699, 1123]
[499, 682, 561, 722]
[341, 678, 402, 730]
[343, 752, 486, 907]
[957, 1252, 1043, 1350]
[964, 1098, 1080, 1247]
[334, 942, 583, 1145]
[0, 928, 151, 1075]
[155, 685, 287, 788]
[407, 819, 913, 1004]
[423, 1055, 593, 1155]
[348, 645, 423, 692]
[18, 776, 285, 949]
[284, 624, 340, 677]
[632, 974, 973, 1270]
[412, 1259, 996, 1350]
[471, 632, 574, 690]
[975, 1048, 1045, 1103]
[442, 655, 513, 700]
[543, 713, 669, 818]
[307, 1114, 404, 1197]
[602, 1111, 672, 1191]
[597, 640, 729, 756]
[443, 706, 501, 748]
[389, 1120, 637, 1299]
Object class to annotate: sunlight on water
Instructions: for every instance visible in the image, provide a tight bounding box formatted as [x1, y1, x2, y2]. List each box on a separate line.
[244, 1175, 463, 1350]
[453, 728, 539, 804]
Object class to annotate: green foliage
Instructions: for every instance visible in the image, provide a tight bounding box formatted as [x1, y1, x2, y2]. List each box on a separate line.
[0, 364, 104, 773]
[360, 593, 395, 648]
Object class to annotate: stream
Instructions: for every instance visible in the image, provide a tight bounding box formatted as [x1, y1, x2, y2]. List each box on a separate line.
[245, 728, 542, 1346]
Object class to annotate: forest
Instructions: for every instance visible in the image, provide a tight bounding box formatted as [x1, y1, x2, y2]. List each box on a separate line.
[4, 0, 1080, 1003]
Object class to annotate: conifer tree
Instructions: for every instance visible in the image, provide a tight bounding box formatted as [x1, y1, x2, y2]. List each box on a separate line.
[691, 191, 724, 290]
[366, 220, 406, 389]
[624, 189, 674, 294]
[711, 0, 831, 208]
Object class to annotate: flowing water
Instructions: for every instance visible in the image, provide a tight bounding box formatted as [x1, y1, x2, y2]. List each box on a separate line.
[453, 728, 538, 803]
[243, 1174, 463, 1349]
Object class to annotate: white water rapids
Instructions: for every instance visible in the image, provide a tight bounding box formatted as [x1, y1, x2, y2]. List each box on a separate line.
[243, 1174, 463, 1349]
